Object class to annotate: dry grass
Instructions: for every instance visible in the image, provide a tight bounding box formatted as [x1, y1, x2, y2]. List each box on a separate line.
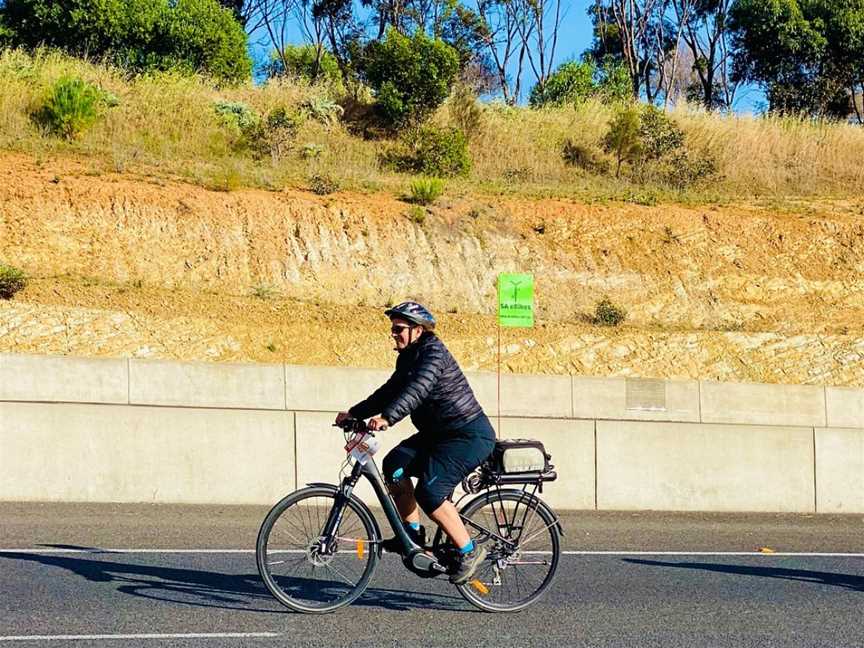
[2, 47, 864, 203]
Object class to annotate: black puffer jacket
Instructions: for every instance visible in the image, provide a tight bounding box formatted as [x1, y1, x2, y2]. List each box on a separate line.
[349, 332, 483, 433]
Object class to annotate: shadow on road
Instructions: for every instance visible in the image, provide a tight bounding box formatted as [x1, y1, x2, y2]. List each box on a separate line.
[0, 549, 468, 613]
[624, 558, 864, 592]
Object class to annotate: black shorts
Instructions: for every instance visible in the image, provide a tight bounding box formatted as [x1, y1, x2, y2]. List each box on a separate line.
[381, 414, 496, 513]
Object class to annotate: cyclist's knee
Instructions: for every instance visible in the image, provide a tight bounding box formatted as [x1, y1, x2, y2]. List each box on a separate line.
[382, 455, 406, 484]
[413, 483, 446, 516]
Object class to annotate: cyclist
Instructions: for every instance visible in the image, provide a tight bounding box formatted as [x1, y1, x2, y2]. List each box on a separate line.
[335, 301, 496, 584]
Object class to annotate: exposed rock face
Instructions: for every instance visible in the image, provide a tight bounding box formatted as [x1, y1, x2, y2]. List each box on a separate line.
[2, 154, 863, 385]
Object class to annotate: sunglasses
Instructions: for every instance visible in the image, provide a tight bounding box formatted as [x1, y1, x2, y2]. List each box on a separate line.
[390, 324, 414, 334]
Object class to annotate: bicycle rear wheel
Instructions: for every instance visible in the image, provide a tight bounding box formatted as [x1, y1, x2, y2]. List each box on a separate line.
[455, 489, 560, 612]
[256, 486, 379, 613]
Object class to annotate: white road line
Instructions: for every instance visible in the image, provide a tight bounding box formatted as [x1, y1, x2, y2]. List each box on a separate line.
[0, 549, 258, 554]
[560, 551, 864, 557]
[0, 633, 280, 642]
[2, 548, 863, 557]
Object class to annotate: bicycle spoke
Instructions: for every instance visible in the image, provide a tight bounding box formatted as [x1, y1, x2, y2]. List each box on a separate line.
[324, 562, 356, 587]
[258, 488, 377, 612]
[519, 519, 560, 548]
[454, 492, 559, 611]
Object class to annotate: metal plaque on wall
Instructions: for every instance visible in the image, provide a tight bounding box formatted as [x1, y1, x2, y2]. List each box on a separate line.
[625, 378, 667, 411]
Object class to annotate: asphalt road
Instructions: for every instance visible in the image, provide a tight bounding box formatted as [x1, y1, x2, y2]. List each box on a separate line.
[1, 504, 863, 647]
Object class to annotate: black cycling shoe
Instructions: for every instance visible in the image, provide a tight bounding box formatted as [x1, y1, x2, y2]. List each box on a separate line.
[450, 546, 488, 584]
[380, 524, 426, 554]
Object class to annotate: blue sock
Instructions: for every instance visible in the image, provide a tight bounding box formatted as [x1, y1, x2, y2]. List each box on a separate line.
[459, 539, 474, 554]
[407, 521, 420, 531]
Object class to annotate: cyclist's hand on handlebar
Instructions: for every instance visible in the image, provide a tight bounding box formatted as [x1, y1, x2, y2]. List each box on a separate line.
[367, 416, 389, 431]
[334, 411, 351, 425]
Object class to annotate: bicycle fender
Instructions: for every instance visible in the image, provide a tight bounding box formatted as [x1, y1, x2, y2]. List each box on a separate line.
[460, 489, 565, 537]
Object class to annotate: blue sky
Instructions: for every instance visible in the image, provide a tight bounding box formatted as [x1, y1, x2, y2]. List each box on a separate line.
[248, 0, 765, 113]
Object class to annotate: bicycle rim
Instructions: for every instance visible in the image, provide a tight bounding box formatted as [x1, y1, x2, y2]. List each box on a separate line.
[256, 487, 378, 613]
[456, 490, 560, 612]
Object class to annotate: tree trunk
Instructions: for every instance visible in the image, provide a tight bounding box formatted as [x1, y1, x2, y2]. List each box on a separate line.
[852, 82, 864, 125]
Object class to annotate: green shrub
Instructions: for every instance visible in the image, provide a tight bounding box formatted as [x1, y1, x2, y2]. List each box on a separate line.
[383, 125, 471, 177]
[409, 177, 445, 205]
[301, 143, 324, 159]
[562, 139, 609, 174]
[0, 19, 14, 47]
[593, 296, 626, 327]
[2, 0, 163, 60]
[362, 28, 460, 128]
[33, 76, 107, 139]
[0, 263, 27, 299]
[603, 105, 643, 177]
[225, 106, 302, 162]
[257, 107, 303, 161]
[407, 205, 427, 224]
[529, 60, 596, 108]
[639, 105, 685, 161]
[530, 58, 632, 108]
[214, 100, 258, 131]
[600, 104, 712, 186]
[309, 172, 340, 195]
[663, 150, 719, 189]
[251, 283, 277, 299]
[301, 97, 344, 128]
[1, 0, 251, 82]
[268, 44, 343, 87]
[160, 0, 251, 83]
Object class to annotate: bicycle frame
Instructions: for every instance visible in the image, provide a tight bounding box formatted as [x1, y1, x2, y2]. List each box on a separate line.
[318, 452, 448, 576]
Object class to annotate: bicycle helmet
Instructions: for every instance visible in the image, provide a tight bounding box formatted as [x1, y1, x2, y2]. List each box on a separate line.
[384, 301, 436, 330]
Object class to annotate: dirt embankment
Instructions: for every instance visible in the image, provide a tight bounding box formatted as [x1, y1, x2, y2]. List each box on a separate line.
[2, 153, 863, 386]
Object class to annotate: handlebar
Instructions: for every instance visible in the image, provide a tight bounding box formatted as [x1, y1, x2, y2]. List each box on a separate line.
[333, 418, 372, 435]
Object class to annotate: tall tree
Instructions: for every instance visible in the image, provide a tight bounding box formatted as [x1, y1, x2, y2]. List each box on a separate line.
[670, 0, 738, 110]
[468, 0, 532, 104]
[728, 0, 858, 118]
[517, 0, 570, 103]
[808, 0, 864, 123]
[587, 0, 677, 103]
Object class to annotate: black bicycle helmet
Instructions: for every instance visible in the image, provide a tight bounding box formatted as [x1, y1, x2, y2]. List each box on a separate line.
[384, 301, 436, 330]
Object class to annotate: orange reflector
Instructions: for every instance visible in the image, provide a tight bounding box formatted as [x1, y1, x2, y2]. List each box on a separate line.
[758, 547, 775, 554]
[356, 540, 365, 559]
[469, 579, 489, 595]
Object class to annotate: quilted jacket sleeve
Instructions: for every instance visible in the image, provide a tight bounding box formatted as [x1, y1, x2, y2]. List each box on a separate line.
[380, 342, 446, 425]
[348, 372, 401, 420]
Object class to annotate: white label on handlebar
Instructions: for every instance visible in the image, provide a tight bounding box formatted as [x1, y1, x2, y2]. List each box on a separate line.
[344, 432, 380, 465]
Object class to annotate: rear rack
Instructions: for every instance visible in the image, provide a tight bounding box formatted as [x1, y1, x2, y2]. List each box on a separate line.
[487, 469, 558, 486]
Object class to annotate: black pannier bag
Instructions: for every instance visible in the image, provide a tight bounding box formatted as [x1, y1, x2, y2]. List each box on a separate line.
[483, 438, 557, 488]
[492, 438, 551, 474]
[463, 438, 557, 493]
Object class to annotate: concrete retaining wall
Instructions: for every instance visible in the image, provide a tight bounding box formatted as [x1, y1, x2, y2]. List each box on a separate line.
[1, 353, 862, 512]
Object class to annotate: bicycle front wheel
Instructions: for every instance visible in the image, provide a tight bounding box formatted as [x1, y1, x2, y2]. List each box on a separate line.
[256, 486, 379, 613]
[456, 490, 560, 612]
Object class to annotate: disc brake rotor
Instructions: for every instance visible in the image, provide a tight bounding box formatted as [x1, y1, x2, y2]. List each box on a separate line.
[306, 540, 337, 566]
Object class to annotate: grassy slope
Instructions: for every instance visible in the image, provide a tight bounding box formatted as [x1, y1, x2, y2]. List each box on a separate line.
[2, 48, 864, 204]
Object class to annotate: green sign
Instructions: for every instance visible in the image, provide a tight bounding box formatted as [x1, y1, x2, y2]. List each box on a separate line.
[497, 273, 534, 328]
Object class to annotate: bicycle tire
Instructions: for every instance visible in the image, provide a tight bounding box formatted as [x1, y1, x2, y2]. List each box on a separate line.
[256, 486, 379, 613]
[454, 489, 560, 613]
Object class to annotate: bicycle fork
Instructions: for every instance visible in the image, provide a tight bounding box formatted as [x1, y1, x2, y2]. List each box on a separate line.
[317, 464, 363, 555]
